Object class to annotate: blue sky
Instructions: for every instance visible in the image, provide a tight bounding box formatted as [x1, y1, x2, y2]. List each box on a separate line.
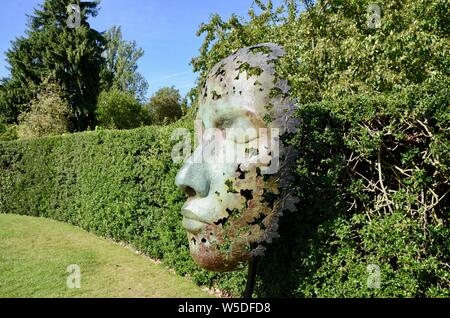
[0, 0, 283, 98]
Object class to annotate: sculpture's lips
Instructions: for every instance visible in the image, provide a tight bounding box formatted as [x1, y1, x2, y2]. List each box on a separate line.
[182, 217, 205, 234]
[181, 209, 209, 234]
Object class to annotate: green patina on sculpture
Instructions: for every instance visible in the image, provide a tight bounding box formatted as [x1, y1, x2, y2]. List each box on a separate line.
[175, 43, 298, 272]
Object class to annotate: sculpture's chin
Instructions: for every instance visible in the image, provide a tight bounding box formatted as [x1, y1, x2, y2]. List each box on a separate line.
[188, 233, 251, 272]
[190, 248, 250, 272]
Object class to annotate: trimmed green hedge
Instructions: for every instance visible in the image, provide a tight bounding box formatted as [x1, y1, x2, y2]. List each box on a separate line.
[256, 76, 450, 297]
[1, 77, 449, 297]
[0, 120, 246, 295]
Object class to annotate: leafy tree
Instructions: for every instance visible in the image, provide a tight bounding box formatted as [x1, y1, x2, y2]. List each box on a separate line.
[101, 26, 149, 102]
[0, 115, 17, 141]
[96, 89, 148, 129]
[0, 125, 18, 142]
[4, 0, 105, 130]
[192, 0, 449, 105]
[17, 80, 72, 138]
[0, 77, 35, 125]
[180, 97, 189, 116]
[146, 86, 183, 124]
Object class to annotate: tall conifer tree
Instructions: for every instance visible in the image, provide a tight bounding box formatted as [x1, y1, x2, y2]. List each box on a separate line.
[4, 0, 105, 130]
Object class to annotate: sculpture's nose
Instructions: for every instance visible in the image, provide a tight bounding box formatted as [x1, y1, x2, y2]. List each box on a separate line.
[175, 149, 210, 198]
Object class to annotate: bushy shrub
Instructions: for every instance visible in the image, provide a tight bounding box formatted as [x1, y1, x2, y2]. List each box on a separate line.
[96, 89, 149, 129]
[0, 116, 17, 141]
[146, 87, 183, 125]
[0, 124, 18, 141]
[16, 81, 72, 139]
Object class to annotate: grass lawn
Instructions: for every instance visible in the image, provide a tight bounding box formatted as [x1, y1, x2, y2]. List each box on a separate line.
[0, 213, 213, 298]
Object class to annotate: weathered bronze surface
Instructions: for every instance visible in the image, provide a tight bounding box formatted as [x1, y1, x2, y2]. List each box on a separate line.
[175, 43, 298, 272]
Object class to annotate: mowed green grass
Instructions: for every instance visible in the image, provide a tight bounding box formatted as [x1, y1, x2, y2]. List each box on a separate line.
[0, 213, 212, 298]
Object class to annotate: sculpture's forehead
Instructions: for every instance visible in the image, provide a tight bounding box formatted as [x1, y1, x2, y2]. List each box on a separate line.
[197, 44, 285, 126]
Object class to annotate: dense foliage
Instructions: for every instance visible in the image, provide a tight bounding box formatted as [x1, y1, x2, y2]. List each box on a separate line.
[17, 80, 72, 138]
[100, 26, 149, 102]
[0, 116, 18, 141]
[146, 86, 183, 125]
[0, 78, 28, 124]
[257, 76, 450, 297]
[96, 89, 149, 130]
[191, 0, 449, 104]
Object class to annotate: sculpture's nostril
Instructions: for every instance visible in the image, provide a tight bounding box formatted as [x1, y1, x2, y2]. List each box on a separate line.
[183, 186, 196, 198]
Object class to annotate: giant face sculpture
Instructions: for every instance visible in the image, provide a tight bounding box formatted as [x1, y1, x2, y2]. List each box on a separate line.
[175, 43, 297, 272]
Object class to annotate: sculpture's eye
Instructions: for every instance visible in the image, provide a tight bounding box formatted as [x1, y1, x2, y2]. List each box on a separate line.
[213, 117, 259, 144]
[230, 118, 259, 144]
